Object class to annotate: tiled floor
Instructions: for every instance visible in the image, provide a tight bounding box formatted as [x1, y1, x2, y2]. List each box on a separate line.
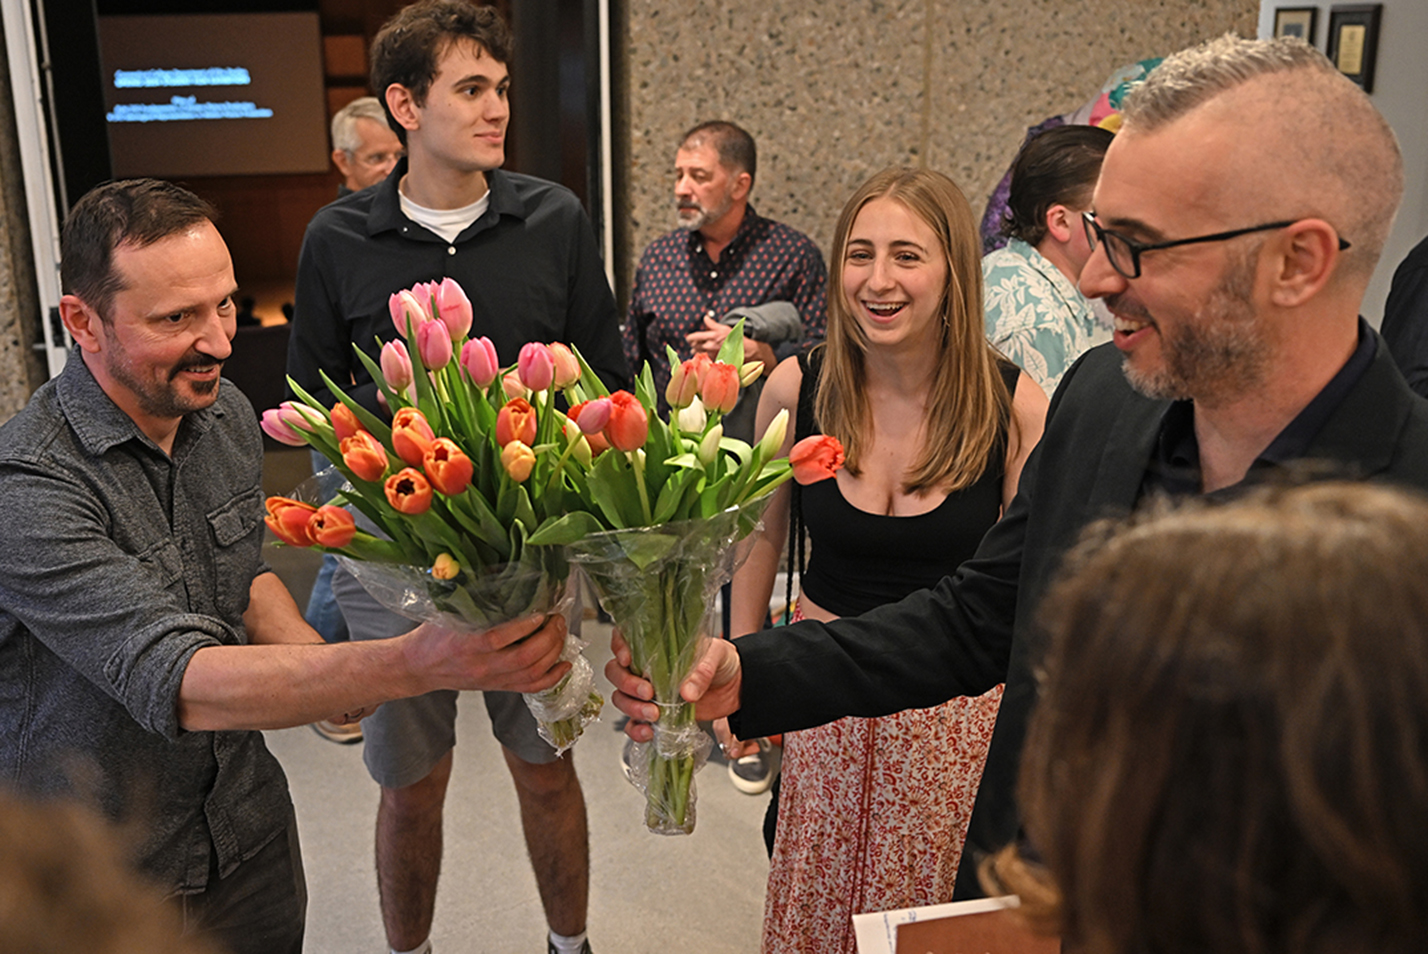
[260, 449, 771, 954]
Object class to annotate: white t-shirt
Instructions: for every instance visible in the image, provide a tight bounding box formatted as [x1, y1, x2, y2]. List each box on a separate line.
[399, 183, 491, 243]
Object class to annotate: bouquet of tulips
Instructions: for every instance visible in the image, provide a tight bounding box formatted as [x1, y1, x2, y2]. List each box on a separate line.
[260, 277, 799, 822]
[260, 277, 611, 752]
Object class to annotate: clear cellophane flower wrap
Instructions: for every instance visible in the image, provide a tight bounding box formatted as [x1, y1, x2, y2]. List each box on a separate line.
[336, 551, 602, 756]
[293, 471, 603, 755]
[569, 498, 769, 834]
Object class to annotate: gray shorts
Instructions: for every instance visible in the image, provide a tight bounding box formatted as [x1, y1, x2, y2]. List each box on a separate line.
[330, 566, 557, 789]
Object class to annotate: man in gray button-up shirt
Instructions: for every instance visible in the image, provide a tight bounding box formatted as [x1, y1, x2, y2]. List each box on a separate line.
[0, 179, 570, 954]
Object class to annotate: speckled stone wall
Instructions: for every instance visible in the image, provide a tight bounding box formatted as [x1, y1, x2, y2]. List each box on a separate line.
[0, 15, 44, 424]
[619, 0, 1257, 301]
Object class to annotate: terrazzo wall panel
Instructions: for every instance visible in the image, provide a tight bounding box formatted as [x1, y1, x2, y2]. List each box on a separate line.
[619, 0, 1257, 302]
[0, 16, 44, 424]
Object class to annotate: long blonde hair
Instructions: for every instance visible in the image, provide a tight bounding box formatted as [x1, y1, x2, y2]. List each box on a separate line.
[815, 167, 1013, 494]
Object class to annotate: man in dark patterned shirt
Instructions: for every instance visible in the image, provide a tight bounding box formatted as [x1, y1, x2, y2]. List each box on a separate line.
[624, 121, 827, 441]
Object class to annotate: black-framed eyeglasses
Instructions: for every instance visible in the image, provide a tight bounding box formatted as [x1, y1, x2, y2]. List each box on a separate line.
[1082, 211, 1352, 280]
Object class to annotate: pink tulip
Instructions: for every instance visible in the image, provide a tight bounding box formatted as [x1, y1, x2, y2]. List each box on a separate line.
[517, 342, 555, 392]
[461, 336, 500, 388]
[380, 340, 414, 392]
[502, 372, 530, 400]
[389, 289, 428, 336]
[416, 319, 453, 369]
[548, 342, 581, 389]
[435, 277, 473, 340]
[569, 397, 611, 435]
[260, 403, 310, 446]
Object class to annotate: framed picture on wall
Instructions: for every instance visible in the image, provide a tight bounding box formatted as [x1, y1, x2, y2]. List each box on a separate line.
[1327, 4, 1383, 93]
[1273, 7, 1318, 44]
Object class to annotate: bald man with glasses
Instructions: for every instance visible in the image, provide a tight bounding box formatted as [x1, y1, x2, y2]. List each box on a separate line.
[608, 34, 1428, 899]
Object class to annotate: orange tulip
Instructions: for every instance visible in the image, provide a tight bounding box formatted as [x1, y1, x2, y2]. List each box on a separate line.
[665, 357, 702, 409]
[432, 553, 461, 580]
[423, 438, 474, 496]
[501, 441, 536, 482]
[384, 467, 434, 514]
[391, 407, 436, 466]
[604, 391, 648, 452]
[340, 431, 389, 482]
[309, 505, 357, 548]
[496, 397, 538, 447]
[700, 362, 740, 413]
[585, 430, 611, 457]
[264, 496, 319, 547]
[330, 402, 363, 442]
[789, 435, 845, 485]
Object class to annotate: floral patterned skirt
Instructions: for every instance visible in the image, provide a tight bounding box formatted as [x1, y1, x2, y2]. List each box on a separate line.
[761, 607, 1003, 954]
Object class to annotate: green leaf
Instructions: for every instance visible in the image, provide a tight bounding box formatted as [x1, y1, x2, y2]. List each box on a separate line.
[700, 472, 736, 516]
[350, 346, 402, 424]
[665, 452, 701, 470]
[652, 469, 698, 523]
[619, 531, 681, 571]
[717, 318, 745, 367]
[633, 362, 658, 411]
[458, 485, 509, 542]
[587, 450, 641, 528]
[526, 511, 606, 545]
[570, 344, 613, 398]
[496, 475, 519, 525]
[513, 484, 538, 531]
[716, 436, 754, 467]
[304, 371, 391, 442]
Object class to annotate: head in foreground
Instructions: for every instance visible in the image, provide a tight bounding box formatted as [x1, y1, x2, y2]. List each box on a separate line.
[988, 481, 1428, 954]
[0, 788, 217, 953]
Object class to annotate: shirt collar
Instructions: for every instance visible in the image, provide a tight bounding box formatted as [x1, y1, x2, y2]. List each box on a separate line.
[1144, 319, 1378, 496]
[688, 204, 765, 259]
[1004, 238, 1095, 322]
[1257, 317, 1377, 464]
[367, 160, 526, 237]
[55, 348, 217, 458]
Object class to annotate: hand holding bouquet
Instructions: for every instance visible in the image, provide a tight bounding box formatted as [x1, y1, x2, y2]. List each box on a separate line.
[263, 277, 798, 827]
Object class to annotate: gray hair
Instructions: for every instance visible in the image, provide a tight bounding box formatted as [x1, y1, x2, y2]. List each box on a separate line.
[1122, 35, 1330, 129]
[1122, 34, 1402, 281]
[330, 96, 391, 154]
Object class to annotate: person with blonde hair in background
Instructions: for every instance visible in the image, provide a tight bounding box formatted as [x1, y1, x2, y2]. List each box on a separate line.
[989, 482, 1428, 954]
[726, 166, 1046, 953]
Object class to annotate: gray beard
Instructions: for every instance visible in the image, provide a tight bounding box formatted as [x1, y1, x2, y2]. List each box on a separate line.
[1120, 253, 1269, 406]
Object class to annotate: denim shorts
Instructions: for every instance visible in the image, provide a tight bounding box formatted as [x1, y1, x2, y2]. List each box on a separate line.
[330, 566, 557, 789]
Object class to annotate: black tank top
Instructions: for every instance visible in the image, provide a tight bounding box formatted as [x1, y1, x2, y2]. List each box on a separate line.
[796, 350, 1019, 618]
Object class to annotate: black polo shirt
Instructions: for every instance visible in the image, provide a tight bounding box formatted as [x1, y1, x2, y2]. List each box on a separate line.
[288, 161, 630, 414]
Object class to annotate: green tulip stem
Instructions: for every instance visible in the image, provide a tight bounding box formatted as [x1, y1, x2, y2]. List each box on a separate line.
[629, 450, 654, 525]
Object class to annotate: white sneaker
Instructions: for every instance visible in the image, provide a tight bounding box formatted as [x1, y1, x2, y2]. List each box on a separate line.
[727, 738, 780, 795]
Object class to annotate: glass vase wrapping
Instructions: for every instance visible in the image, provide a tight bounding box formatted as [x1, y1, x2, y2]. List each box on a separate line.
[569, 499, 768, 834]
